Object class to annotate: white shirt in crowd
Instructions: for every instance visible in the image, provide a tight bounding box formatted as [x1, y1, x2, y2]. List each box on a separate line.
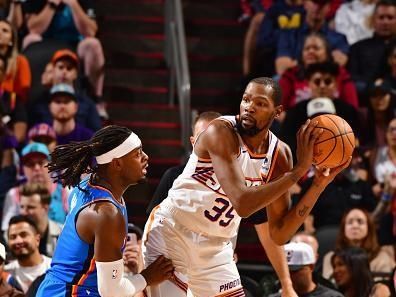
[5, 255, 52, 292]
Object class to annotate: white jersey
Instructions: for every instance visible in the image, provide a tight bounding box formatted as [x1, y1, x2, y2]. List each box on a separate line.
[161, 115, 280, 239]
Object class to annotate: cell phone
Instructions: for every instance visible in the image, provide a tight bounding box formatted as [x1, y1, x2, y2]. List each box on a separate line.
[127, 233, 137, 245]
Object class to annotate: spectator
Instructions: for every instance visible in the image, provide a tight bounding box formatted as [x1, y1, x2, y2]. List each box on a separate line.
[370, 118, 396, 244]
[0, 242, 24, 296]
[322, 208, 395, 281]
[361, 79, 396, 149]
[246, 0, 305, 78]
[0, 19, 31, 103]
[334, 0, 376, 45]
[19, 183, 61, 257]
[279, 33, 358, 111]
[269, 242, 344, 297]
[5, 215, 51, 293]
[331, 247, 391, 297]
[0, 53, 27, 145]
[2, 142, 70, 231]
[384, 43, 396, 91]
[280, 61, 360, 156]
[27, 123, 57, 152]
[23, 0, 105, 104]
[30, 49, 101, 131]
[275, 0, 349, 75]
[48, 83, 93, 145]
[348, 0, 396, 104]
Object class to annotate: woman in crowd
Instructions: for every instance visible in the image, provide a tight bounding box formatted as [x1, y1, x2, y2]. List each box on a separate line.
[331, 247, 391, 297]
[322, 208, 395, 280]
[279, 32, 358, 111]
[0, 19, 31, 102]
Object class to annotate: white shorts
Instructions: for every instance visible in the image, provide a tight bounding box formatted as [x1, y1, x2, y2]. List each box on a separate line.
[142, 206, 245, 297]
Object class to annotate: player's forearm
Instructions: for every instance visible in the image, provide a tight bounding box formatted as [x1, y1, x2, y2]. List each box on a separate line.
[255, 224, 293, 289]
[68, 1, 97, 37]
[232, 167, 305, 218]
[269, 183, 324, 245]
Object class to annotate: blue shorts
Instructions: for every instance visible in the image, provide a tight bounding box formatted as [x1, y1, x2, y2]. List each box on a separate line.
[36, 277, 99, 297]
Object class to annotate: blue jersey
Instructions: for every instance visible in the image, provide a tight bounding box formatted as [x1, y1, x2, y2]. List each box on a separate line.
[37, 176, 128, 297]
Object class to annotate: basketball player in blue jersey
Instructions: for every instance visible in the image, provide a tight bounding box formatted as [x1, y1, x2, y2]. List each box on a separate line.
[36, 125, 174, 297]
[142, 77, 352, 297]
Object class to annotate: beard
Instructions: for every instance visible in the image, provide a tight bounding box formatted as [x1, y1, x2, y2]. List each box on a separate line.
[236, 118, 265, 136]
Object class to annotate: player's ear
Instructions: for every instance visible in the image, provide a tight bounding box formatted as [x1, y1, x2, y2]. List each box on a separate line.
[274, 105, 283, 118]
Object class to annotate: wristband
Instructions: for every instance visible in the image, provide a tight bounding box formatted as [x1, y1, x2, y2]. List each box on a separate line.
[381, 193, 392, 202]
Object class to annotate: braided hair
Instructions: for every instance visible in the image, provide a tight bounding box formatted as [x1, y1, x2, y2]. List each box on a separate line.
[48, 125, 132, 188]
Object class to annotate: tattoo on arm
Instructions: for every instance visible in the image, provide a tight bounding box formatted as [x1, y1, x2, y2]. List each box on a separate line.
[298, 205, 309, 217]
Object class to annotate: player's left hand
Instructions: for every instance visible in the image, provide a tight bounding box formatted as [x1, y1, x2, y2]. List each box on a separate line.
[313, 156, 352, 188]
[281, 285, 298, 297]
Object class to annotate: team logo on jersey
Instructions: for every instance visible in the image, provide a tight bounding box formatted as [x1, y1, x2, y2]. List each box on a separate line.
[286, 250, 293, 262]
[261, 157, 270, 174]
[112, 269, 118, 279]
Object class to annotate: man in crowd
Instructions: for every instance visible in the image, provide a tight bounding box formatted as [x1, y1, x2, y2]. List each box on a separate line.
[269, 242, 344, 297]
[20, 183, 62, 257]
[5, 215, 51, 293]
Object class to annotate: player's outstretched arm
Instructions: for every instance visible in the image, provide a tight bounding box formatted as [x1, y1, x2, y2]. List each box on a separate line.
[197, 119, 320, 218]
[77, 202, 173, 297]
[266, 142, 351, 245]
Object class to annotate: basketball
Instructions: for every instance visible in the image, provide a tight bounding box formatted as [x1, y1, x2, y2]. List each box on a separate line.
[310, 114, 355, 169]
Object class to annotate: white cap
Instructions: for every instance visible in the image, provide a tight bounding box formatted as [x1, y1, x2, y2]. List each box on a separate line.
[0, 243, 6, 261]
[307, 97, 336, 118]
[284, 242, 315, 271]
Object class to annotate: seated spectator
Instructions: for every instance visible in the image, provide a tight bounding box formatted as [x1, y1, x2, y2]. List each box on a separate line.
[0, 19, 31, 102]
[322, 208, 395, 281]
[0, 53, 27, 145]
[334, 0, 376, 45]
[19, 183, 61, 257]
[269, 242, 344, 297]
[5, 215, 51, 293]
[0, 242, 24, 295]
[370, 118, 396, 245]
[0, 121, 18, 204]
[348, 0, 396, 105]
[30, 49, 101, 131]
[246, 0, 305, 78]
[361, 79, 396, 150]
[48, 83, 93, 145]
[27, 123, 57, 152]
[280, 61, 360, 155]
[279, 33, 358, 111]
[2, 142, 70, 230]
[331, 247, 391, 297]
[22, 0, 105, 105]
[275, 0, 349, 75]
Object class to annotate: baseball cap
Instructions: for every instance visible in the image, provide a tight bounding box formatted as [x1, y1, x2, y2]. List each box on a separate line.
[284, 242, 315, 271]
[0, 243, 5, 261]
[51, 49, 79, 67]
[28, 123, 56, 143]
[368, 79, 392, 96]
[50, 83, 77, 101]
[21, 142, 50, 164]
[307, 97, 336, 118]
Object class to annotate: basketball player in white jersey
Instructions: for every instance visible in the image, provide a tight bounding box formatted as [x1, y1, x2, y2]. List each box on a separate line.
[142, 77, 351, 297]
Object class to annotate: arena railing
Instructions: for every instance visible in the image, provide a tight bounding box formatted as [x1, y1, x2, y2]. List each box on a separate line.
[164, 0, 191, 159]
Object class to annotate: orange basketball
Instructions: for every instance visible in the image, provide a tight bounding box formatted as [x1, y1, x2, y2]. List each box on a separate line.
[310, 114, 355, 169]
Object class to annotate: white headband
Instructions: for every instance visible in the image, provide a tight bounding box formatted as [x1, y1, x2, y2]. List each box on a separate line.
[96, 132, 142, 164]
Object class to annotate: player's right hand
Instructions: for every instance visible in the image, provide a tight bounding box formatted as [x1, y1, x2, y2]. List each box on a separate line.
[295, 119, 322, 172]
[141, 255, 174, 286]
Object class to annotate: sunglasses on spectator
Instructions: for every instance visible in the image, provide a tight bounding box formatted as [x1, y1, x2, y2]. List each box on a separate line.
[312, 78, 333, 86]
